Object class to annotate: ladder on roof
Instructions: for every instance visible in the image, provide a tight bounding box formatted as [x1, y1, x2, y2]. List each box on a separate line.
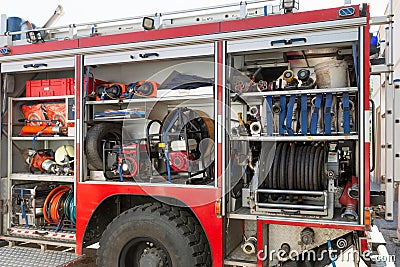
[0, 0, 283, 46]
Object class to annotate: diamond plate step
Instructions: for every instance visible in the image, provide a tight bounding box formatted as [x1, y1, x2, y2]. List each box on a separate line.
[0, 246, 82, 267]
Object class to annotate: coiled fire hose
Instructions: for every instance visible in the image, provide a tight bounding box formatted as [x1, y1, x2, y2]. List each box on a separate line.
[265, 143, 326, 192]
[43, 186, 76, 225]
[64, 190, 76, 225]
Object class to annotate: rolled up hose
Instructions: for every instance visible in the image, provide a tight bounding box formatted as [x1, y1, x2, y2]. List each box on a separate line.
[265, 143, 326, 192]
[43, 186, 70, 223]
[64, 190, 76, 225]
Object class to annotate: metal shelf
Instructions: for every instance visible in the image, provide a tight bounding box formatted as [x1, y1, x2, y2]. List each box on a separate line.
[11, 136, 75, 141]
[233, 87, 358, 98]
[227, 208, 363, 229]
[11, 95, 75, 102]
[230, 135, 359, 142]
[10, 173, 75, 182]
[224, 244, 257, 267]
[86, 94, 214, 105]
[92, 117, 146, 122]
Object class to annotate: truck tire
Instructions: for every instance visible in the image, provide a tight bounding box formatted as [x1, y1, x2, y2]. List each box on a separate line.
[86, 123, 122, 170]
[97, 203, 212, 267]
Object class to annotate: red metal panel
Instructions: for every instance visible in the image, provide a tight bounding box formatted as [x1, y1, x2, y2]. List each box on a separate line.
[364, 143, 371, 208]
[220, 5, 360, 33]
[74, 56, 82, 254]
[75, 184, 223, 265]
[78, 22, 220, 48]
[4, 39, 79, 56]
[257, 220, 263, 267]
[363, 7, 371, 209]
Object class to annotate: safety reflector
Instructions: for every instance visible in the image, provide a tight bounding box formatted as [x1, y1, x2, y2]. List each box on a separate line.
[339, 7, 355, 17]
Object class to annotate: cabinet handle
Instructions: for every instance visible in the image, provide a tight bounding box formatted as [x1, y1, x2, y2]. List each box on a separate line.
[271, 38, 307, 46]
[139, 53, 159, 58]
[23, 63, 48, 68]
[33, 230, 49, 236]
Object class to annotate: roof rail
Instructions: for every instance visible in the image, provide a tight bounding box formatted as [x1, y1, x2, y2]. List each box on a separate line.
[1, 0, 281, 44]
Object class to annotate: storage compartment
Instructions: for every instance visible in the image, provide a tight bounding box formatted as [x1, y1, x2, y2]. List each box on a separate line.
[226, 41, 363, 225]
[9, 182, 76, 243]
[26, 77, 103, 97]
[83, 54, 217, 185]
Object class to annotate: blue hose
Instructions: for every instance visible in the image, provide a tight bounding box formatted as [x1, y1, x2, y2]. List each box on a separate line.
[118, 146, 124, 182]
[163, 108, 181, 183]
[327, 239, 337, 267]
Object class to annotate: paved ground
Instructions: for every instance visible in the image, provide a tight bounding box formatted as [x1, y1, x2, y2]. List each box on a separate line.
[73, 247, 97, 267]
[372, 201, 400, 266]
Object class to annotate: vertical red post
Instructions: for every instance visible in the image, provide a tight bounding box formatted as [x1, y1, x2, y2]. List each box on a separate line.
[363, 7, 371, 211]
[74, 55, 83, 254]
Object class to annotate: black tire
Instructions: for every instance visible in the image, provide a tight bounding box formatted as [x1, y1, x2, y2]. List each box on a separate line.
[97, 203, 211, 267]
[86, 122, 122, 170]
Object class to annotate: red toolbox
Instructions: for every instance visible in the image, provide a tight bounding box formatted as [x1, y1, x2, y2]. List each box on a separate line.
[26, 77, 103, 97]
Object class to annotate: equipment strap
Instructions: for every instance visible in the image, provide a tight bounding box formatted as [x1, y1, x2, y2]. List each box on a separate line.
[164, 108, 181, 183]
[279, 95, 287, 135]
[266, 96, 273, 135]
[20, 189, 29, 228]
[118, 146, 124, 182]
[324, 93, 333, 134]
[310, 93, 323, 135]
[342, 92, 351, 134]
[301, 94, 308, 134]
[285, 94, 297, 135]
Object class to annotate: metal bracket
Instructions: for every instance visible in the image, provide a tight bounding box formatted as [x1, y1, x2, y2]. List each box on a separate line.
[239, 2, 247, 19]
[68, 24, 77, 39]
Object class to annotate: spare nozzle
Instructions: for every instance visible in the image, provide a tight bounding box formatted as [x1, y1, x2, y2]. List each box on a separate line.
[283, 70, 295, 83]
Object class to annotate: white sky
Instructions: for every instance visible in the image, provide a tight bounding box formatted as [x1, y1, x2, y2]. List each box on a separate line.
[0, 0, 388, 28]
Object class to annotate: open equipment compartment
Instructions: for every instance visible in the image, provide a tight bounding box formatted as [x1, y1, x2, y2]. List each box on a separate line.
[83, 43, 217, 185]
[227, 41, 362, 221]
[2, 62, 77, 248]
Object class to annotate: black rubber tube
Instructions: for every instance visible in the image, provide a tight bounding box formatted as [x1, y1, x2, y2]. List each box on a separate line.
[272, 143, 283, 189]
[300, 146, 307, 190]
[287, 143, 296, 190]
[317, 147, 324, 190]
[313, 147, 321, 191]
[268, 163, 274, 189]
[304, 146, 311, 191]
[309, 147, 316, 191]
[296, 145, 303, 190]
[280, 143, 289, 190]
[320, 147, 326, 190]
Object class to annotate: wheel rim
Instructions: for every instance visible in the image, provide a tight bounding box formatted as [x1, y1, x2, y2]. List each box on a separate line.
[119, 237, 171, 267]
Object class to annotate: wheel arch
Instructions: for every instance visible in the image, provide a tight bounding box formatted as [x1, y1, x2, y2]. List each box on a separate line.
[81, 193, 212, 253]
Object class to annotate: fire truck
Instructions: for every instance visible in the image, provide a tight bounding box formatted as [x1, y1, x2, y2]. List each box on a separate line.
[0, 1, 394, 266]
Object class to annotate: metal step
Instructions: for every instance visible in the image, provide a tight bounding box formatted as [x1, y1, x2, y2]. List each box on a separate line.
[371, 64, 392, 75]
[0, 246, 82, 267]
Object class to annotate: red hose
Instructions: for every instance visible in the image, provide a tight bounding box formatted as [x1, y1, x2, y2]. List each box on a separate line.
[43, 186, 70, 223]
